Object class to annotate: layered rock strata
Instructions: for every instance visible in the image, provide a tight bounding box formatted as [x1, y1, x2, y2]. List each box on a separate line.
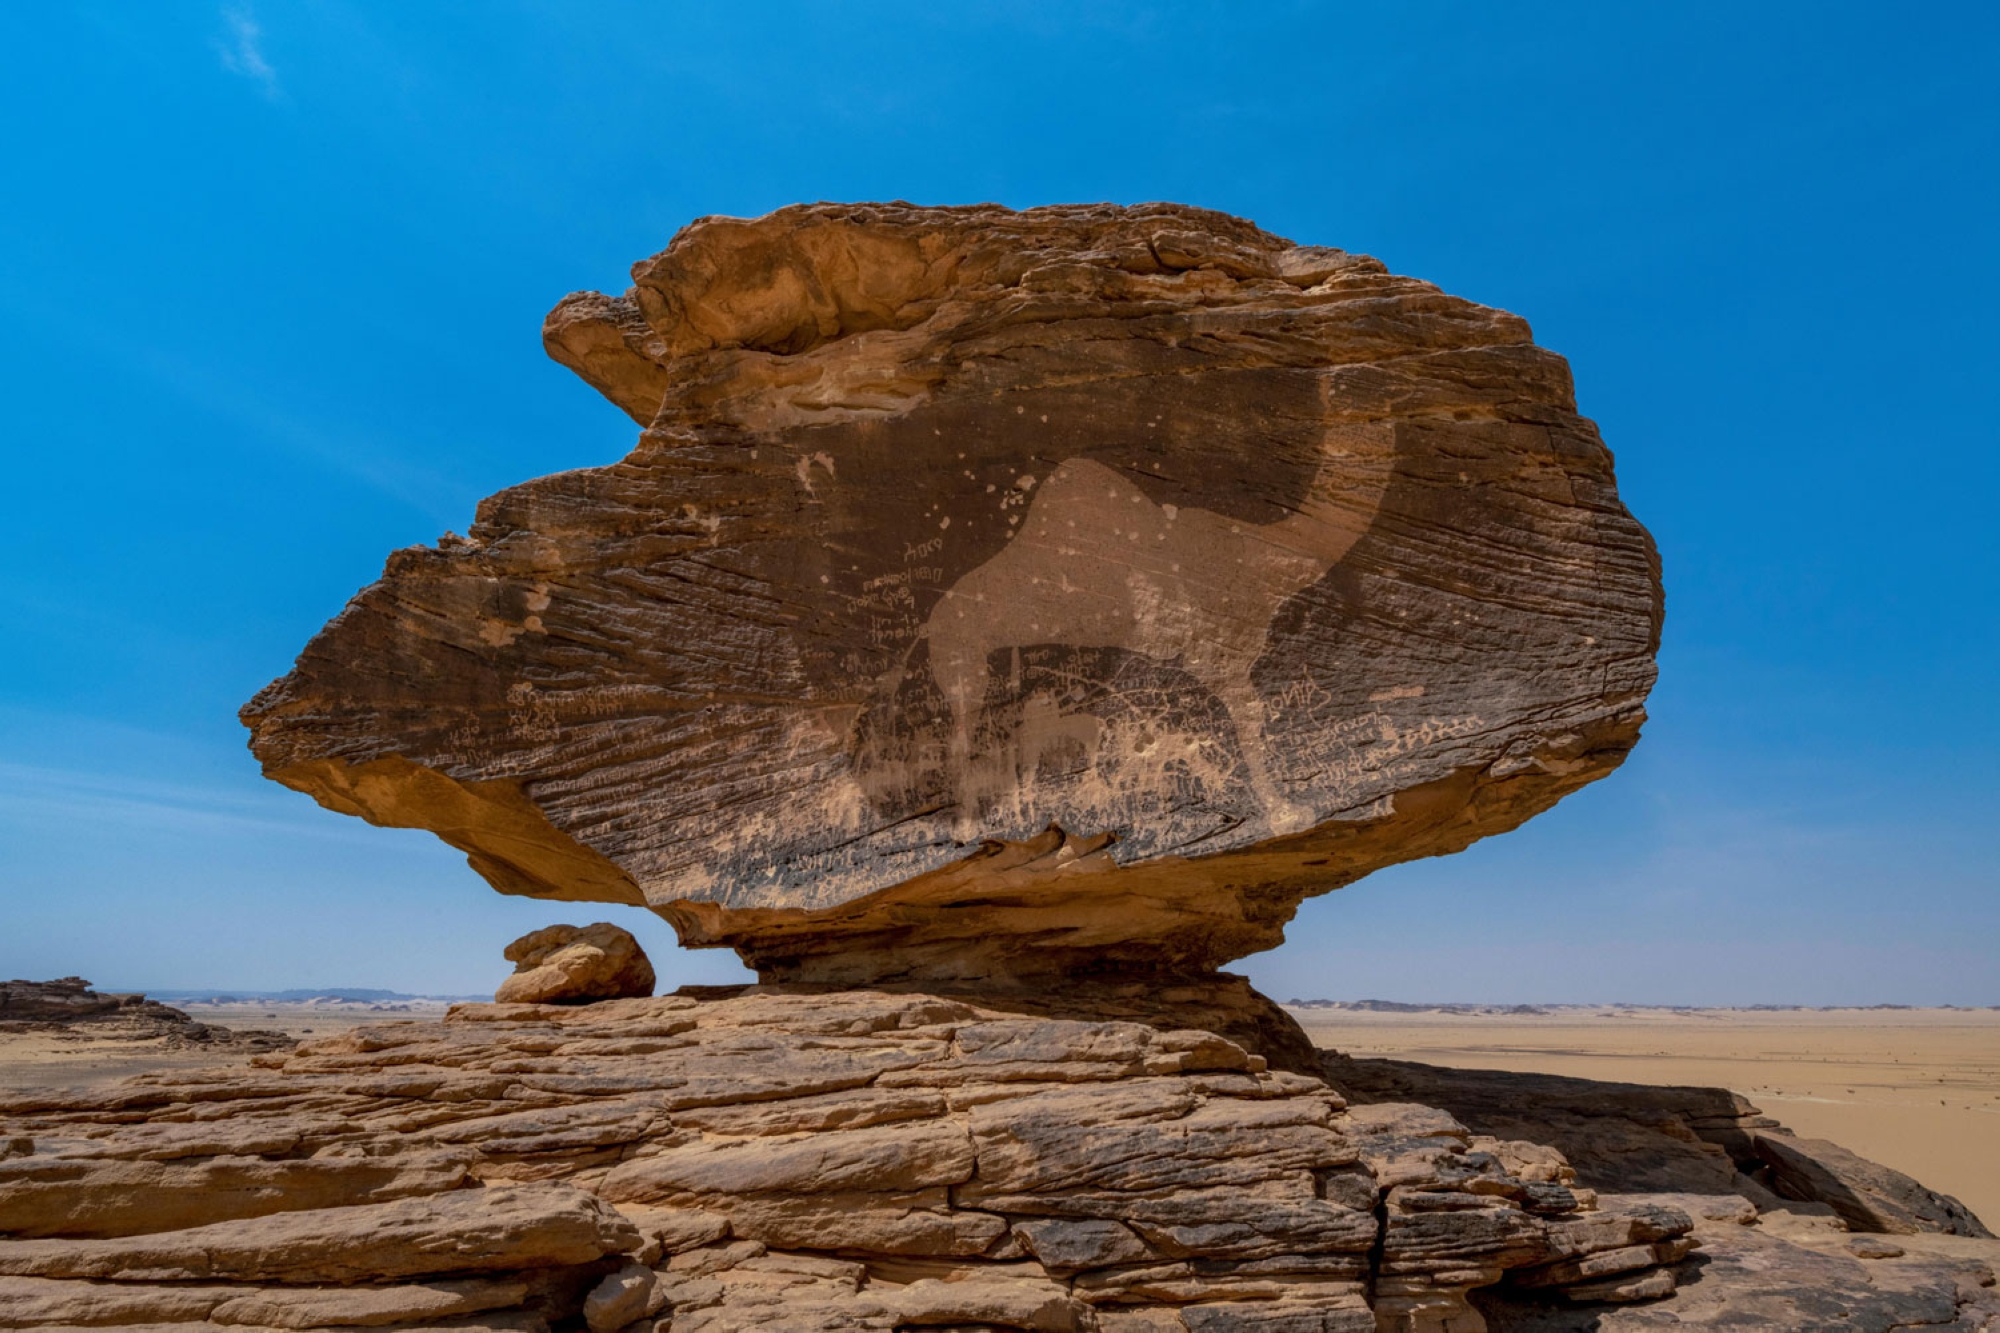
[241, 201, 1662, 984]
[1324, 1053, 2000, 1328]
[1322, 1054, 1993, 1239]
[1, 989, 1706, 1332]
[97, 199, 1996, 1327]
[0, 978, 290, 1053]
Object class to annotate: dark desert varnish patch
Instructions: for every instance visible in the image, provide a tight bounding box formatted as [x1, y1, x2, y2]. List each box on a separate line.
[241, 201, 1659, 983]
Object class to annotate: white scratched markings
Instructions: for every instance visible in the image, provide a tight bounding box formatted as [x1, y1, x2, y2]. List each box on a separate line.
[920, 452, 1392, 836]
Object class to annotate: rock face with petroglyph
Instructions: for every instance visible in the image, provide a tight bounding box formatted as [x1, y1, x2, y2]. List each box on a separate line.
[241, 202, 1662, 981]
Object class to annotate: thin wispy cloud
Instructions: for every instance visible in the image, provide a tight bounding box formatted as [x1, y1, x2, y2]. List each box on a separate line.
[217, 5, 279, 98]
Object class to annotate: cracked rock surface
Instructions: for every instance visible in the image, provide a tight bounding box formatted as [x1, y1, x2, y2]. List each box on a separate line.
[239, 201, 1661, 984]
[61, 202, 1992, 1328]
[1, 989, 1712, 1332]
[1325, 1053, 2000, 1329]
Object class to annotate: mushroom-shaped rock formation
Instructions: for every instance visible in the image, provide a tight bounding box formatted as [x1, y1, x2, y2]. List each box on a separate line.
[241, 202, 1661, 984]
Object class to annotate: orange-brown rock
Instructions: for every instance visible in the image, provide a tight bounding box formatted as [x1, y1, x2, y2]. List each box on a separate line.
[11, 990, 2000, 1329]
[240, 201, 1662, 984]
[0, 989, 1716, 1332]
[496, 923, 656, 1005]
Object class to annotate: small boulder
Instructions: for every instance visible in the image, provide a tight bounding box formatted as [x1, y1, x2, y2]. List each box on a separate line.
[584, 1260, 662, 1331]
[495, 924, 655, 1004]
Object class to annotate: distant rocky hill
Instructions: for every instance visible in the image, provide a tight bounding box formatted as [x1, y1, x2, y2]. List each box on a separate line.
[0, 977, 290, 1050]
[149, 988, 484, 1004]
[1290, 998, 1553, 1015]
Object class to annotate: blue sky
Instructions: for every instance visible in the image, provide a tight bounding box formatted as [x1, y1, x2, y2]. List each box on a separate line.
[2, 2, 1994, 1003]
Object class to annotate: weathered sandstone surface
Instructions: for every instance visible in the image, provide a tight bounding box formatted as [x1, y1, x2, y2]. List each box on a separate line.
[0, 979, 290, 1054]
[6, 991, 1995, 1330]
[1, 989, 1712, 1332]
[496, 925, 657, 1006]
[1323, 1053, 2000, 1327]
[241, 201, 1661, 983]
[1322, 1054, 1993, 1240]
[48, 203, 1983, 1326]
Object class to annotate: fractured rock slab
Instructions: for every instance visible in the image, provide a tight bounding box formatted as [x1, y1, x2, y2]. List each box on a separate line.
[1745, 1129, 1993, 1239]
[1321, 1052, 1993, 1239]
[0, 989, 1703, 1331]
[240, 201, 1662, 983]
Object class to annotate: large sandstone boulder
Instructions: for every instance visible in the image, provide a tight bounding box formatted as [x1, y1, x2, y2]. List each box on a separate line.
[240, 201, 1661, 984]
[32, 201, 1994, 1329]
[496, 922, 657, 1004]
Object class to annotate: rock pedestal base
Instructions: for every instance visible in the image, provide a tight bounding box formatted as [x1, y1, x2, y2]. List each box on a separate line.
[2, 989, 1711, 1332]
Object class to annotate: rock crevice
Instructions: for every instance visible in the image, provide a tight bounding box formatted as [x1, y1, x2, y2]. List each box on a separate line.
[0, 990, 1718, 1332]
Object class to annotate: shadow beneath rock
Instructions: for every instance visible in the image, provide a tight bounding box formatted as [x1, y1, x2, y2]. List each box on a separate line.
[1321, 1051, 1764, 1196]
[1322, 1052, 1992, 1238]
[685, 971, 1326, 1076]
[1474, 1252, 1721, 1332]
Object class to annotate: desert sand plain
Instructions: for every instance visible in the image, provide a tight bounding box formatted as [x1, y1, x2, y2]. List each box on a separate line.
[1289, 1003, 2000, 1228]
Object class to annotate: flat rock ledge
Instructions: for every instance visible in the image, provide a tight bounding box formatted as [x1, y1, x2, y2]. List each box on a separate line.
[0, 989, 1705, 1333]
[1322, 1054, 2000, 1329]
[6, 992, 1990, 1331]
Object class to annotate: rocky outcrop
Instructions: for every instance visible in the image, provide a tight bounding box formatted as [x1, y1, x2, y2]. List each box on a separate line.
[1325, 1054, 2000, 1328]
[108, 200, 1993, 1326]
[1, 989, 1709, 1332]
[6, 997, 1995, 1329]
[496, 924, 657, 1005]
[1745, 1131, 1993, 1239]
[685, 971, 1327, 1077]
[1476, 1205, 2000, 1331]
[1321, 1053, 1993, 1239]
[0, 978, 290, 1052]
[241, 201, 1662, 985]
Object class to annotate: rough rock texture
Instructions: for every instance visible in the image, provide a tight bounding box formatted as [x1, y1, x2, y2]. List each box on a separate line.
[0, 978, 290, 1053]
[127, 199, 1996, 1325]
[496, 925, 657, 1006]
[681, 972, 1326, 1078]
[9, 993, 1997, 1329]
[2, 990, 1712, 1332]
[1476, 1209, 2000, 1331]
[240, 201, 1662, 983]
[1746, 1131, 1994, 1239]
[1322, 1054, 1993, 1238]
[1325, 1054, 2000, 1329]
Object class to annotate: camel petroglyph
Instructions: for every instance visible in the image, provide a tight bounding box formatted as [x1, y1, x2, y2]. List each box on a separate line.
[921, 441, 1393, 836]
